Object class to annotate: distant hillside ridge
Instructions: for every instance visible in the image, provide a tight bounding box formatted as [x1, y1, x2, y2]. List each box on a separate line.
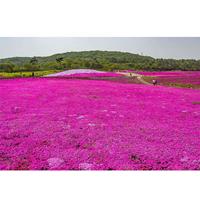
[0, 50, 200, 72]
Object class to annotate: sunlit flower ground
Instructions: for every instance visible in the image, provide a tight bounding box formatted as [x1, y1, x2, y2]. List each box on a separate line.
[0, 76, 200, 170]
[136, 71, 200, 86]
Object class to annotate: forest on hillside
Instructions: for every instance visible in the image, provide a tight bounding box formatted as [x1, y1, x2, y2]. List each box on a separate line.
[0, 50, 200, 72]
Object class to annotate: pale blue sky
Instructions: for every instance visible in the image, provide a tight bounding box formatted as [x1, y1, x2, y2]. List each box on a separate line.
[0, 37, 200, 59]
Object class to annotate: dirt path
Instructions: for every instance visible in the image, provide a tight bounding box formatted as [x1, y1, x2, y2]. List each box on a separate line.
[117, 72, 152, 85]
[136, 76, 152, 85]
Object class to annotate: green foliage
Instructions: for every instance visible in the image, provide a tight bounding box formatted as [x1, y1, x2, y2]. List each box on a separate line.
[0, 70, 61, 78]
[56, 57, 64, 64]
[0, 51, 200, 72]
[0, 62, 15, 72]
[30, 57, 38, 65]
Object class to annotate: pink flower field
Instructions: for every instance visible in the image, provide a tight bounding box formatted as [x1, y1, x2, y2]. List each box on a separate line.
[136, 71, 200, 85]
[0, 77, 200, 170]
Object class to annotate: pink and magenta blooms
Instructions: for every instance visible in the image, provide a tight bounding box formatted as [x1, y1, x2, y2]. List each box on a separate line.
[0, 77, 200, 170]
[135, 71, 200, 85]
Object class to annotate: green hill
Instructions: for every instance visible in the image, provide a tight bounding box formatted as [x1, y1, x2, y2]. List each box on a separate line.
[0, 50, 200, 72]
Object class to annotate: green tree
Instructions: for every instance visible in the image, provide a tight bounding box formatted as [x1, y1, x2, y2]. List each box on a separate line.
[56, 57, 64, 65]
[29, 57, 40, 71]
[0, 63, 15, 72]
[30, 57, 38, 65]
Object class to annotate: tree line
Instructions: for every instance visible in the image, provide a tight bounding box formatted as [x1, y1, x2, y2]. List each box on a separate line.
[0, 51, 200, 72]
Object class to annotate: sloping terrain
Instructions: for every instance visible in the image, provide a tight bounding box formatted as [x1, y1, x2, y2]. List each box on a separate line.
[135, 71, 200, 88]
[0, 77, 200, 170]
[1, 50, 200, 71]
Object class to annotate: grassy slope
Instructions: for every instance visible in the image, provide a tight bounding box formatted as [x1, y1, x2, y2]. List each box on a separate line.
[142, 76, 200, 89]
[0, 70, 61, 78]
[0, 51, 153, 66]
